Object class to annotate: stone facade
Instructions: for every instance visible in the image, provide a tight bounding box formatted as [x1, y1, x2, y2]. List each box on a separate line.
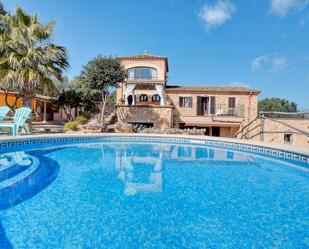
[116, 105, 173, 129]
[242, 118, 309, 147]
[115, 53, 261, 137]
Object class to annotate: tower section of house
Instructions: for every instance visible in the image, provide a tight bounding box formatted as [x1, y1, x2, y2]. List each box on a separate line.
[116, 52, 173, 129]
[116, 52, 261, 137]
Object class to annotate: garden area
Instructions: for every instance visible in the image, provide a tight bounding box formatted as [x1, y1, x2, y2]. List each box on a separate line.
[0, 4, 208, 137]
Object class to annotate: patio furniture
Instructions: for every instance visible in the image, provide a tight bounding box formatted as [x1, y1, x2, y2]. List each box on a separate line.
[0, 107, 32, 136]
[0, 106, 10, 122]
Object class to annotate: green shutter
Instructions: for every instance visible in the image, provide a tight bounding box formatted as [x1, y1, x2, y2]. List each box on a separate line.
[197, 96, 202, 115]
[210, 96, 216, 114]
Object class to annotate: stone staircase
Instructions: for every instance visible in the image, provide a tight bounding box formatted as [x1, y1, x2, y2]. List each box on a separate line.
[104, 104, 117, 125]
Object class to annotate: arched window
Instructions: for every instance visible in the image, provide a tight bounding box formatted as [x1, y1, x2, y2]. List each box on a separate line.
[127, 67, 157, 80]
[139, 94, 148, 102]
[152, 94, 160, 102]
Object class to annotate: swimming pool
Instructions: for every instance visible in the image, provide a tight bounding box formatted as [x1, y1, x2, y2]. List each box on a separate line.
[0, 135, 308, 248]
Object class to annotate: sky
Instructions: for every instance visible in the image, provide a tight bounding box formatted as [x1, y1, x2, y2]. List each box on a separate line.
[3, 0, 309, 109]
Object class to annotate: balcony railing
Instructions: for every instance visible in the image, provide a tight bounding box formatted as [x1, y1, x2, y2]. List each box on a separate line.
[127, 76, 158, 80]
[197, 104, 245, 118]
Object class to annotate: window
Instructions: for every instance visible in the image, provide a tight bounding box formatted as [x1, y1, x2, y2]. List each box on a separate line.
[284, 133, 293, 144]
[152, 94, 160, 102]
[196, 96, 215, 115]
[139, 94, 148, 102]
[179, 97, 192, 108]
[127, 67, 157, 80]
[228, 97, 236, 108]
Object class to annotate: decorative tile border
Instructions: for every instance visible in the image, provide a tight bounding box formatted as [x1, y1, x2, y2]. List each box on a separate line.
[0, 135, 308, 167]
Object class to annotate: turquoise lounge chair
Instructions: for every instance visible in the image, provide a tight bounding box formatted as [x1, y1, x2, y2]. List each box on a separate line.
[0, 106, 10, 122]
[0, 107, 32, 136]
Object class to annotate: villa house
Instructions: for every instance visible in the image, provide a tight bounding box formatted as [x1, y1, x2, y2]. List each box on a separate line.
[116, 52, 261, 137]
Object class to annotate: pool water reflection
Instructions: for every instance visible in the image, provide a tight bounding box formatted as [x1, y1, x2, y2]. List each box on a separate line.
[0, 142, 308, 248]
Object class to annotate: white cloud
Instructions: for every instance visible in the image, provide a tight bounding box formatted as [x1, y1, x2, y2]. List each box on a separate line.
[252, 54, 287, 72]
[272, 56, 287, 70]
[270, 0, 309, 17]
[251, 55, 270, 71]
[299, 11, 309, 25]
[199, 0, 236, 30]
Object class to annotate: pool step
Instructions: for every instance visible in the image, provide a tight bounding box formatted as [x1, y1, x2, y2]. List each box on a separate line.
[0, 164, 30, 182]
[0, 155, 39, 192]
[0, 152, 33, 182]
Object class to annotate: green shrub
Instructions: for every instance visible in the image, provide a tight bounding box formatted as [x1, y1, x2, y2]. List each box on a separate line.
[81, 111, 92, 119]
[64, 121, 79, 131]
[73, 116, 87, 125]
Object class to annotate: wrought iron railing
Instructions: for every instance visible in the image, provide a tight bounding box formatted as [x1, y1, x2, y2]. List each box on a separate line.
[197, 104, 245, 118]
[127, 76, 157, 80]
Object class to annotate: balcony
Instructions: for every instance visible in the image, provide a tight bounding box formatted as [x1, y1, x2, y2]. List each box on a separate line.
[196, 104, 245, 118]
[127, 76, 157, 81]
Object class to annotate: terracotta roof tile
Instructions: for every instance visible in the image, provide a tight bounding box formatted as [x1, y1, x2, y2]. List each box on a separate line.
[166, 85, 261, 94]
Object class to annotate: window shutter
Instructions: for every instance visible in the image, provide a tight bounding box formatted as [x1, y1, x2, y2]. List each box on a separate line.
[179, 97, 183, 107]
[197, 96, 202, 115]
[228, 97, 236, 108]
[210, 96, 216, 114]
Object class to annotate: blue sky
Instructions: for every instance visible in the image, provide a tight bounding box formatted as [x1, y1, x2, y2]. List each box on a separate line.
[4, 0, 309, 109]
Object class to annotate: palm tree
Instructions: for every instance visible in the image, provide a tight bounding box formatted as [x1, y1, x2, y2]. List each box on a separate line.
[0, 6, 68, 107]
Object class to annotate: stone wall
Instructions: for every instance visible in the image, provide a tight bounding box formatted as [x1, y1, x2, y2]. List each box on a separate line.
[116, 105, 173, 129]
[240, 118, 309, 148]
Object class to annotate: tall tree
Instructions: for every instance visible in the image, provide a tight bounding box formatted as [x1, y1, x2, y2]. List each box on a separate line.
[0, 2, 6, 16]
[70, 76, 100, 112]
[52, 89, 82, 121]
[258, 98, 298, 113]
[0, 6, 68, 108]
[81, 56, 126, 126]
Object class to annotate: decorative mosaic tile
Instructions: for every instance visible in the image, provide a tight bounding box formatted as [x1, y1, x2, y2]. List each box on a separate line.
[0, 135, 308, 166]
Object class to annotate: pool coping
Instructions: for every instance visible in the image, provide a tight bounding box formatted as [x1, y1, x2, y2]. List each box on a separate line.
[0, 133, 309, 165]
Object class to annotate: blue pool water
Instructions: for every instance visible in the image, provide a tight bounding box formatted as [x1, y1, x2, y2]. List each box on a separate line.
[0, 141, 308, 248]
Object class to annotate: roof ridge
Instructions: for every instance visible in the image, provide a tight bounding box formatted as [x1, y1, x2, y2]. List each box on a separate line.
[166, 85, 261, 93]
[119, 53, 167, 59]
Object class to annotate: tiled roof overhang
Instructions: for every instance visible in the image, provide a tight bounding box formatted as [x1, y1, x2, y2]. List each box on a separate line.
[119, 54, 169, 72]
[166, 86, 261, 95]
